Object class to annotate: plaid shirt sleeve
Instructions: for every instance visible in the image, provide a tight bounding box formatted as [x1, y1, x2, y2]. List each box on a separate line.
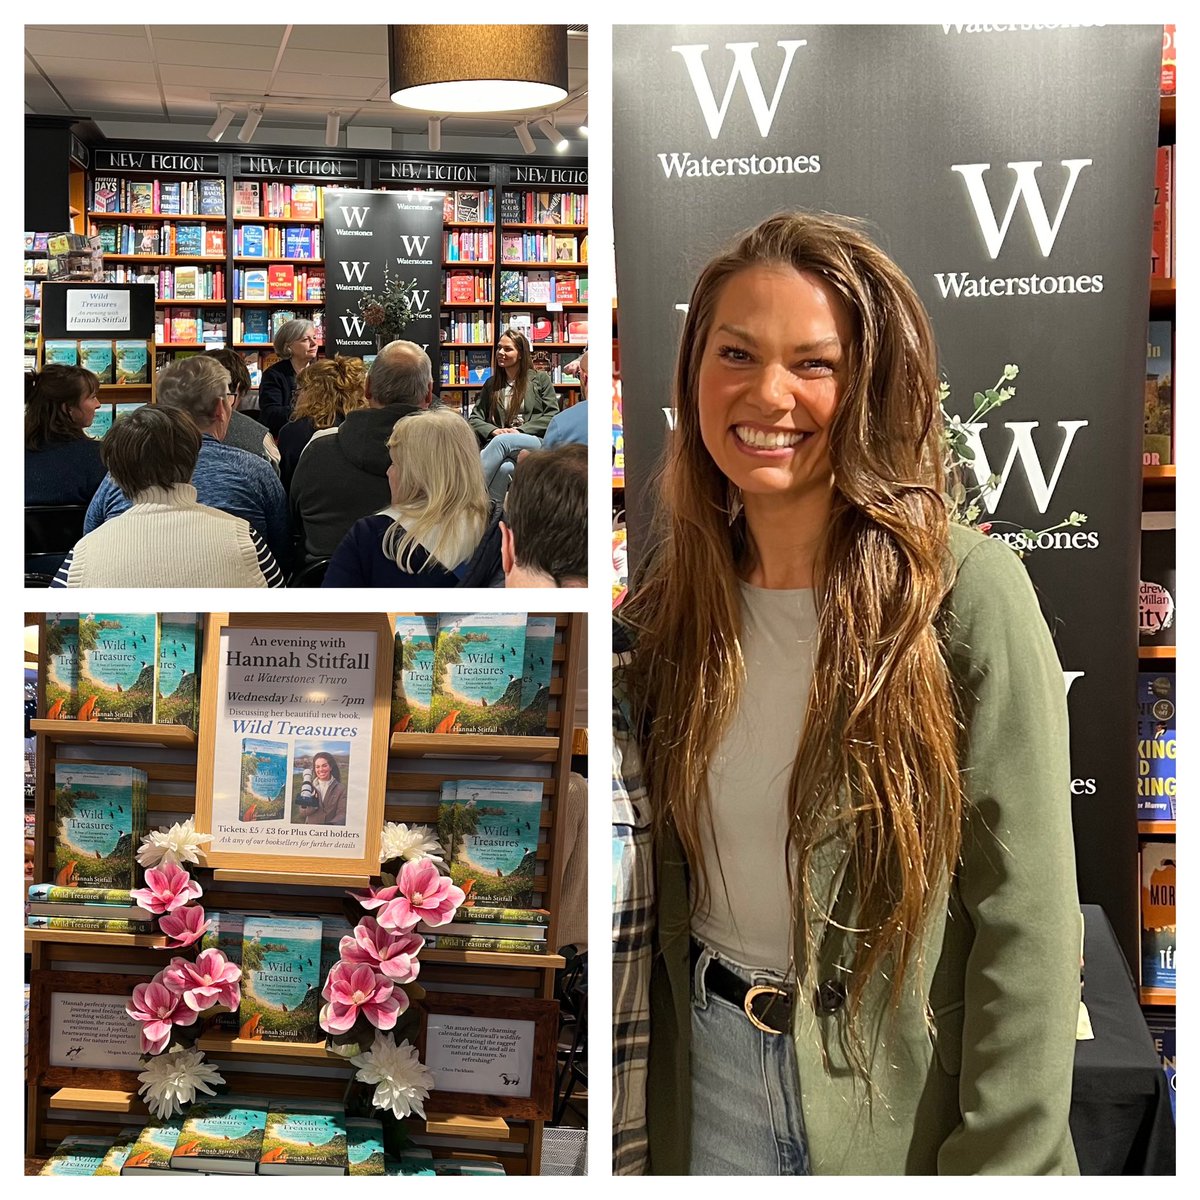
[613, 648, 654, 1175]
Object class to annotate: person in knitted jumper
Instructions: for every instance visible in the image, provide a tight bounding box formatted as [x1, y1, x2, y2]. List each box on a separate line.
[51, 405, 283, 588]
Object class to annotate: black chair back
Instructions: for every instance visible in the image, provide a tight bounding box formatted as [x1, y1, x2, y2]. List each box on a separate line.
[25, 504, 89, 584]
[290, 557, 330, 588]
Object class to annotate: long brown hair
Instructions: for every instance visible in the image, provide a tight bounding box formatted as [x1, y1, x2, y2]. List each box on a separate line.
[488, 328, 532, 425]
[621, 211, 962, 1078]
[25, 364, 100, 450]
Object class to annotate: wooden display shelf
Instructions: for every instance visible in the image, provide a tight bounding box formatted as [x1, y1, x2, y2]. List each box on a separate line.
[501, 301, 588, 309]
[88, 211, 227, 221]
[502, 224, 588, 232]
[231, 215, 324, 224]
[24, 928, 167, 949]
[1138, 646, 1175, 659]
[196, 1031, 340, 1061]
[572, 727, 587, 756]
[155, 298, 227, 307]
[49, 1088, 136, 1113]
[1139, 987, 1175, 1006]
[503, 260, 585, 268]
[442, 341, 496, 348]
[233, 257, 324, 265]
[211, 868, 371, 888]
[156, 343, 207, 350]
[1143, 465, 1176, 486]
[424, 1114, 509, 1140]
[235, 299, 324, 306]
[442, 300, 493, 308]
[1138, 820, 1176, 835]
[1149, 279, 1175, 309]
[232, 341, 323, 350]
[102, 254, 225, 263]
[423, 948, 565, 969]
[444, 259, 494, 267]
[29, 719, 197, 748]
[389, 734, 558, 762]
[445, 221, 496, 229]
[98, 382, 154, 390]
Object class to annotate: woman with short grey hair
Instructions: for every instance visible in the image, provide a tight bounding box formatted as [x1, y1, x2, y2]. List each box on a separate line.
[259, 318, 319, 434]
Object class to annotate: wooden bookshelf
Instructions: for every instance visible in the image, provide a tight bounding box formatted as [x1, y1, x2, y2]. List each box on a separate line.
[195, 1032, 340, 1061]
[29, 719, 197, 748]
[49, 1088, 137, 1113]
[211, 868, 371, 888]
[1139, 987, 1175, 1007]
[1143, 465, 1176, 486]
[389, 733, 559, 762]
[1138, 820, 1176, 836]
[1138, 646, 1175, 659]
[423, 948, 566, 969]
[88, 211, 226, 221]
[24, 928, 167, 949]
[425, 1115, 510, 1140]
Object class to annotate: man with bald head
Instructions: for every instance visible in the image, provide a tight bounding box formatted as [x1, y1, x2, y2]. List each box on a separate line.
[289, 339, 431, 564]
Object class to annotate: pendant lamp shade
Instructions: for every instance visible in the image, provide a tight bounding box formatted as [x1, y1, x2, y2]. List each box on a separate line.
[388, 25, 568, 113]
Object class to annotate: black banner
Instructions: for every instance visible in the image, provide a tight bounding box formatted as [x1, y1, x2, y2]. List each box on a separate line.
[507, 164, 588, 186]
[239, 154, 359, 180]
[614, 24, 1161, 968]
[378, 160, 493, 184]
[94, 149, 220, 174]
[323, 188, 444, 379]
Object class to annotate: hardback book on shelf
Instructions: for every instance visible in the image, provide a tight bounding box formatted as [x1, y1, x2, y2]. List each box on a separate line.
[1152, 145, 1173, 279]
[121, 1118, 184, 1173]
[38, 1134, 116, 1175]
[1144, 320, 1173, 466]
[346, 1118, 386, 1176]
[424, 934, 548, 953]
[52, 761, 147, 890]
[420, 919, 546, 940]
[43, 340, 78, 366]
[258, 1101, 348, 1175]
[28, 882, 151, 920]
[1137, 673, 1176, 822]
[157, 613, 201, 729]
[450, 906, 550, 925]
[1139, 512, 1176, 648]
[237, 914, 323, 1041]
[234, 181, 261, 217]
[170, 1098, 268, 1173]
[1140, 840, 1176, 991]
[79, 339, 114, 383]
[27, 913, 154, 934]
[94, 1127, 145, 1176]
[391, 614, 437, 732]
[85, 404, 115, 442]
[430, 612, 527, 733]
[44, 613, 79, 718]
[115, 340, 149, 384]
[512, 614, 555, 735]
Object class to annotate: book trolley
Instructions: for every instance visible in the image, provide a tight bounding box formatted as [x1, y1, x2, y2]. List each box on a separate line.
[25, 611, 584, 1175]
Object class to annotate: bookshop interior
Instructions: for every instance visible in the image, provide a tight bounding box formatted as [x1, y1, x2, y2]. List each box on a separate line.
[24, 611, 589, 1175]
[24, 24, 589, 589]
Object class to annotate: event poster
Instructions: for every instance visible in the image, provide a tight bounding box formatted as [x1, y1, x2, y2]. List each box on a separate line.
[208, 626, 379, 861]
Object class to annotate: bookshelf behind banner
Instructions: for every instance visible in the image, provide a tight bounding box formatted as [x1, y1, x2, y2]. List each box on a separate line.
[25, 612, 582, 1176]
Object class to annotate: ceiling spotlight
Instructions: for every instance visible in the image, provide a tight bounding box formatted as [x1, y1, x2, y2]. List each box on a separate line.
[535, 118, 568, 152]
[514, 122, 536, 154]
[325, 112, 341, 147]
[207, 106, 236, 142]
[237, 105, 264, 143]
[428, 117, 442, 152]
[389, 25, 567, 113]
[579, 124, 588, 138]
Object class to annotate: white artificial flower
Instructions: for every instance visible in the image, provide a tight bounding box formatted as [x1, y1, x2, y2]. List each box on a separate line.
[136, 1046, 224, 1119]
[379, 822, 443, 865]
[137, 818, 214, 869]
[351, 1032, 434, 1120]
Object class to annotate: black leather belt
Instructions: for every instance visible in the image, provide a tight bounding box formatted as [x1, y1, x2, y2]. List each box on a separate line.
[691, 939, 794, 1035]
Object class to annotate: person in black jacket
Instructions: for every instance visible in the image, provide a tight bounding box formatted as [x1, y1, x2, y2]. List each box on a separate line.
[258, 318, 319, 435]
[25, 364, 106, 506]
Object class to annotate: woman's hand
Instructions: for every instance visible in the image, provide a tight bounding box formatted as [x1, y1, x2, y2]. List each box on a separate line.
[491, 427, 516, 437]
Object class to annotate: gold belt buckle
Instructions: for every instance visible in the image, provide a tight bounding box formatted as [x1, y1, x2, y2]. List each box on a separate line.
[744, 984, 787, 1035]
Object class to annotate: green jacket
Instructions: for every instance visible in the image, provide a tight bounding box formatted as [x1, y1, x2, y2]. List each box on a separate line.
[467, 370, 559, 441]
[646, 525, 1081, 1175]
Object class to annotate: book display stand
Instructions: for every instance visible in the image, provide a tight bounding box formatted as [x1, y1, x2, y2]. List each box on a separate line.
[25, 611, 584, 1176]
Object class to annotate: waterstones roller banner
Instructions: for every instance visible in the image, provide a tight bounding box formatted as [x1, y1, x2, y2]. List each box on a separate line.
[613, 24, 1162, 968]
[324, 188, 444, 379]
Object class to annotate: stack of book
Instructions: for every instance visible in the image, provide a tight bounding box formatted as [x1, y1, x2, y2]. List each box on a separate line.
[27, 882, 153, 935]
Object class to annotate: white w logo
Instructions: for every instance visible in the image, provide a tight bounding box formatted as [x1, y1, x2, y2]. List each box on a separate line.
[671, 40, 806, 139]
[951, 160, 1093, 259]
[338, 261, 369, 282]
[339, 315, 367, 337]
[339, 206, 371, 229]
[402, 289, 431, 313]
[960, 419, 1087, 514]
[398, 235, 430, 256]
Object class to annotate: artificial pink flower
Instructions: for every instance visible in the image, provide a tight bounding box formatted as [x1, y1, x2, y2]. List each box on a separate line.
[161, 949, 242, 1012]
[126, 977, 198, 1054]
[376, 858, 465, 932]
[130, 862, 203, 916]
[158, 903, 211, 949]
[339, 917, 424, 983]
[346, 883, 401, 911]
[320, 962, 405, 1033]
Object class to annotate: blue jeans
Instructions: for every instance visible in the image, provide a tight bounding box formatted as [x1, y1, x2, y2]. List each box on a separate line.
[689, 940, 812, 1176]
[480, 431, 541, 501]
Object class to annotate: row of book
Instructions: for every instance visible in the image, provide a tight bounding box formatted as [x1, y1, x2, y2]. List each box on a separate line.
[91, 177, 226, 217]
[441, 229, 495, 262]
[233, 181, 322, 220]
[155, 311, 228, 345]
[235, 307, 326, 345]
[42, 339, 150, 384]
[501, 230, 587, 264]
[507, 311, 589, 345]
[499, 268, 587, 305]
[1137, 673, 1176, 823]
[440, 312, 495, 346]
[500, 190, 588, 225]
[41, 1109, 505, 1175]
[438, 189, 494, 223]
[96, 222, 225, 258]
[233, 264, 326, 302]
[1151, 145, 1175, 280]
[1143, 319, 1173, 467]
[234, 224, 323, 259]
[442, 348, 493, 387]
[81, 402, 145, 441]
[102, 264, 226, 301]
[445, 268, 493, 303]
[1140, 839, 1176, 993]
[1139, 511, 1175, 649]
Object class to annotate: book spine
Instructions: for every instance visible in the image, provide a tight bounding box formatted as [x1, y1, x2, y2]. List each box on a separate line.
[28, 915, 154, 933]
[426, 935, 547, 954]
[29, 885, 136, 904]
[454, 908, 550, 925]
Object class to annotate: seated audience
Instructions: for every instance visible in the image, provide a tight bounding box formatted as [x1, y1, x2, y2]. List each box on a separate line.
[323, 408, 504, 588]
[85, 356, 290, 568]
[277, 355, 367, 491]
[205, 348, 270, 458]
[52, 406, 282, 588]
[541, 348, 589, 448]
[290, 340, 429, 563]
[25, 364, 106, 505]
[259, 319, 319, 435]
[501, 444, 588, 587]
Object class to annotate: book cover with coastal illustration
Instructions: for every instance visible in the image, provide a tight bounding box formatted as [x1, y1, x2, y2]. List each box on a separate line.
[77, 613, 158, 722]
[44, 613, 79, 718]
[391, 615, 437, 732]
[52, 762, 145, 889]
[170, 1098, 268, 1172]
[438, 778, 544, 907]
[94, 1126, 144, 1175]
[346, 1117, 386, 1176]
[201, 909, 249, 1030]
[121, 1118, 184, 1172]
[239, 738, 288, 821]
[502, 614, 554, 735]
[157, 614, 200, 729]
[259, 1102, 348, 1174]
[430, 613, 527, 734]
[39, 1134, 115, 1175]
[238, 915, 322, 1042]
[1137, 673, 1176, 822]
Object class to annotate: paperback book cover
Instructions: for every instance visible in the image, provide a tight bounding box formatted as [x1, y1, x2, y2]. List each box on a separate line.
[205, 227, 226, 256]
[128, 182, 154, 214]
[243, 309, 271, 343]
[391, 615, 437, 732]
[159, 182, 181, 215]
[174, 226, 204, 256]
[242, 269, 269, 302]
[238, 915, 323, 1041]
[526, 271, 552, 304]
[268, 263, 296, 300]
[233, 181, 261, 217]
[199, 178, 226, 216]
[1137, 673, 1176, 822]
[451, 906, 550, 925]
[121, 1118, 185, 1173]
[455, 191, 482, 222]
[430, 613, 527, 734]
[467, 348, 493, 385]
[346, 1117, 386, 1176]
[290, 184, 319, 220]
[426, 935, 547, 954]
[95, 1126, 144, 1175]
[44, 613, 79, 718]
[503, 614, 554, 735]
[92, 177, 120, 212]
[201, 909, 248, 1031]
[78, 339, 114, 384]
[239, 738, 288, 821]
[499, 270, 523, 303]
[85, 405, 115, 442]
[78, 612, 158, 722]
[52, 761, 146, 889]
[259, 1101, 347, 1174]
[115, 340, 149, 384]
[1140, 841, 1176, 991]
[1139, 512, 1176, 647]
[1144, 320, 1173, 467]
[173, 265, 199, 299]
[39, 1134, 115, 1175]
[29, 883, 137, 905]
[241, 225, 266, 257]
[157, 613, 200, 729]
[438, 778, 544, 907]
[170, 1098, 267, 1173]
[28, 914, 153, 934]
[43, 340, 79, 366]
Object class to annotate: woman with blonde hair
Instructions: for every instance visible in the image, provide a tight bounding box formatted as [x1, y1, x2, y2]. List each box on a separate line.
[323, 407, 504, 587]
[276, 355, 367, 490]
[613, 211, 1079, 1175]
